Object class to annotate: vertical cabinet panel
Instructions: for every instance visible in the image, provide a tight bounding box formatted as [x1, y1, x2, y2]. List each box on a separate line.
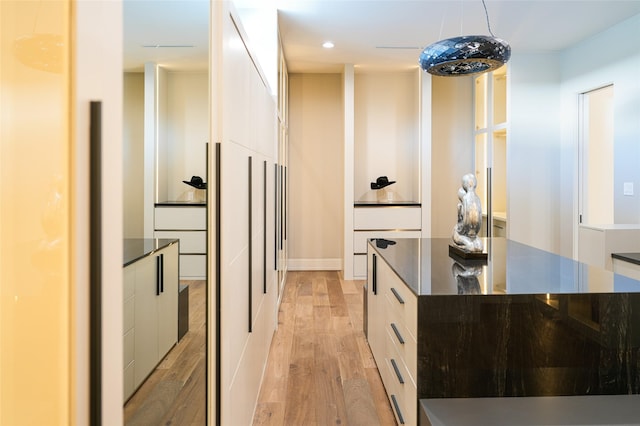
[129, 243, 178, 395]
[157, 243, 179, 356]
[218, 10, 279, 425]
[220, 141, 251, 367]
[133, 256, 159, 386]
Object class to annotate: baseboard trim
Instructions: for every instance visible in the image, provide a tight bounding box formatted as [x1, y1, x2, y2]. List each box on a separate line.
[288, 258, 343, 271]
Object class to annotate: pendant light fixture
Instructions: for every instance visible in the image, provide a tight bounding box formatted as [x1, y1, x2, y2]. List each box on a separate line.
[419, 0, 510, 77]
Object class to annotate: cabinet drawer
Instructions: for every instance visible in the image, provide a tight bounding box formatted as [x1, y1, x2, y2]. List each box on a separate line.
[385, 315, 417, 384]
[155, 206, 206, 230]
[354, 254, 367, 278]
[123, 296, 135, 333]
[154, 230, 206, 254]
[124, 265, 135, 300]
[124, 328, 135, 366]
[378, 323, 418, 426]
[180, 254, 206, 278]
[124, 360, 135, 402]
[354, 207, 421, 230]
[354, 230, 421, 254]
[383, 281, 417, 341]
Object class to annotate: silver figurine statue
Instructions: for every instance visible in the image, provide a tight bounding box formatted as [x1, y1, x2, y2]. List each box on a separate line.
[452, 173, 484, 252]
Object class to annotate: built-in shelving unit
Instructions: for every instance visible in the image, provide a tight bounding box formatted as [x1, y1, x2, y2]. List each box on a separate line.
[344, 68, 430, 279]
[474, 65, 508, 238]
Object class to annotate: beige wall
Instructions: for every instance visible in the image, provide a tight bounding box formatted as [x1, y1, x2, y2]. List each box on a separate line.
[430, 76, 474, 238]
[123, 73, 145, 237]
[123, 70, 208, 238]
[289, 73, 344, 266]
[354, 71, 420, 202]
[165, 71, 209, 201]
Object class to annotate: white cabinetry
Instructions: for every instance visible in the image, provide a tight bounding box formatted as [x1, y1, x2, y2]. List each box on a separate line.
[154, 203, 206, 279]
[345, 68, 429, 280]
[123, 240, 179, 402]
[215, 8, 279, 425]
[474, 66, 508, 238]
[578, 224, 640, 270]
[353, 206, 422, 278]
[367, 247, 417, 425]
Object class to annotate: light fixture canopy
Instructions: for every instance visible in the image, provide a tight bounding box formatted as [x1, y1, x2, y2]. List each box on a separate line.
[419, 35, 510, 77]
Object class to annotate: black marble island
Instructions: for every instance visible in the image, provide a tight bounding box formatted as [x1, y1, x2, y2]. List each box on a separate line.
[366, 237, 640, 425]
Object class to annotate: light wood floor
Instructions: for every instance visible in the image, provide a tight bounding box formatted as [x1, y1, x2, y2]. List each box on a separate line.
[124, 280, 206, 426]
[253, 270, 397, 426]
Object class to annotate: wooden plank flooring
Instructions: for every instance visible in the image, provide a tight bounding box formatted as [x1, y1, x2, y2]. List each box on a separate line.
[253, 271, 396, 426]
[123, 272, 394, 425]
[124, 280, 206, 426]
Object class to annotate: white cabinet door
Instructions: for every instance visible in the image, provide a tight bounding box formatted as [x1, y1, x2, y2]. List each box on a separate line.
[123, 265, 136, 401]
[158, 243, 179, 358]
[133, 255, 159, 387]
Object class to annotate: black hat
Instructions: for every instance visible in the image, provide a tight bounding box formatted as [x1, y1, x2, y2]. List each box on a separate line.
[370, 176, 396, 190]
[183, 176, 207, 190]
[374, 238, 397, 249]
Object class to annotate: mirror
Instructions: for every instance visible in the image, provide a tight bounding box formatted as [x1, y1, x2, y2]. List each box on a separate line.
[122, 1, 209, 423]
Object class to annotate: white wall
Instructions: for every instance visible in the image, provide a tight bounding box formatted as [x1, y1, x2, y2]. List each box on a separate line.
[505, 13, 640, 258]
[123, 73, 144, 237]
[124, 69, 208, 232]
[560, 13, 640, 229]
[508, 53, 563, 254]
[165, 71, 209, 201]
[289, 73, 344, 268]
[354, 71, 419, 202]
[430, 76, 474, 238]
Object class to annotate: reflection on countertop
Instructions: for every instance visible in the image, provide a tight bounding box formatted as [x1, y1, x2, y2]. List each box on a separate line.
[123, 238, 178, 266]
[368, 237, 640, 296]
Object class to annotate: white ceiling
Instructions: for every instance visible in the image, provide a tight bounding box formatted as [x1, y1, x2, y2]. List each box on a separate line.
[123, 0, 640, 73]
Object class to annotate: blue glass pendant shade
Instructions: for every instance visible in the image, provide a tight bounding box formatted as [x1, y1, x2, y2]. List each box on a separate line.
[419, 35, 511, 76]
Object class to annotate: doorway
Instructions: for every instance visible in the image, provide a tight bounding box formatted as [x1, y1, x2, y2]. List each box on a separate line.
[579, 85, 614, 226]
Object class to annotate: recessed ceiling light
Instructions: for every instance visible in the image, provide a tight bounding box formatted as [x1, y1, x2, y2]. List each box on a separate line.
[322, 41, 334, 49]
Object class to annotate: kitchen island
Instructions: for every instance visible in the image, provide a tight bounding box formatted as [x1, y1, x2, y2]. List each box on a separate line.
[366, 237, 640, 425]
[123, 238, 179, 402]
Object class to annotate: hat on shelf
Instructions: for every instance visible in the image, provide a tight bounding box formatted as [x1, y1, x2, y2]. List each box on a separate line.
[370, 176, 396, 190]
[183, 176, 207, 190]
[375, 238, 397, 249]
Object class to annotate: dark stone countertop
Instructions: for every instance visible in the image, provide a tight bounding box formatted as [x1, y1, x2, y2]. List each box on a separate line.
[368, 237, 640, 296]
[123, 238, 178, 267]
[354, 201, 421, 207]
[155, 201, 206, 207]
[612, 252, 640, 266]
[419, 395, 640, 425]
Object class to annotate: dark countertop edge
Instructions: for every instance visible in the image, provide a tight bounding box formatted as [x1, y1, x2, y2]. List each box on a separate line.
[155, 201, 206, 207]
[612, 252, 640, 265]
[354, 201, 421, 207]
[368, 238, 421, 297]
[420, 395, 640, 425]
[124, 238, 179, 267]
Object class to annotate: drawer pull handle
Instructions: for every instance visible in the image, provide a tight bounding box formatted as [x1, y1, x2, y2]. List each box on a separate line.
[390, 323, 405, 344]
[372, 253, 377, 295]
[390, 394, 405, 424]
[391, 358, 404, 384]
[390, 287, 404, 304]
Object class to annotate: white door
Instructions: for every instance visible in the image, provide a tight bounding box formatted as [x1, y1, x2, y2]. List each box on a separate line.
[579, 85, 614, 226]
